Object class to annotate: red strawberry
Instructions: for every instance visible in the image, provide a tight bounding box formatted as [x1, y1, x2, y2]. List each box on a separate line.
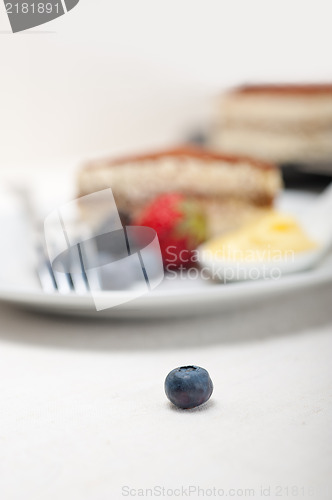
[133, 193, 207, 269]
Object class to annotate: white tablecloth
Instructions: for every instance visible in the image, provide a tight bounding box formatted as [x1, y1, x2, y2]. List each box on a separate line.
[0, 280, 331, 500]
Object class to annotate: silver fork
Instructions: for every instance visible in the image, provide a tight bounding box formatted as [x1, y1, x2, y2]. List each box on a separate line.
[36, 240, 90, 294]
[10, 183, 97, 294]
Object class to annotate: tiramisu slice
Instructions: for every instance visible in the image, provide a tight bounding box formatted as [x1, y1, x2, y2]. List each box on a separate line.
[211, 84, 332, 166]
[77, 146, 282, 237]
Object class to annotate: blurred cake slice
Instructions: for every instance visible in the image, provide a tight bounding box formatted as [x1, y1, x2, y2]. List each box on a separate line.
[211, 84, 332, 167]
[77, 146, 282, 237]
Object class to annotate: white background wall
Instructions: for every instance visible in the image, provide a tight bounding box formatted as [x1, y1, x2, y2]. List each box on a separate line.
[0, 0, 331, 169]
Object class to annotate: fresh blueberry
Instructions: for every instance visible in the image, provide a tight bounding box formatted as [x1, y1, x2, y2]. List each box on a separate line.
[165, 365, 213, 409]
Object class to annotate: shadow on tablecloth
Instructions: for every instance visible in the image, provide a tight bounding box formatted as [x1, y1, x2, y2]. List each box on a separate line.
[0, 282, 331, 352]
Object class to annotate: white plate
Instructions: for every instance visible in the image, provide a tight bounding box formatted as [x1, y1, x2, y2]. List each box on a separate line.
[0, 189, 331, 319]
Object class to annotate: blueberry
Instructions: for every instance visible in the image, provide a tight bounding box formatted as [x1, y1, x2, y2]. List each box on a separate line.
[165, 365, 213, 409]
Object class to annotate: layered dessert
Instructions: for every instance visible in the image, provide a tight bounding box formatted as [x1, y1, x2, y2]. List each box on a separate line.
[77, 146, 282, 237]
[211, 84, 332, 166]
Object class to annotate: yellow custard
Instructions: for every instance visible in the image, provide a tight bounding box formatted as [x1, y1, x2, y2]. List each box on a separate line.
[204, 211, 317, 262]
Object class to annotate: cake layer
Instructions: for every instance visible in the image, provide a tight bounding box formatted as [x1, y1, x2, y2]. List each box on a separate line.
[211, 84, 332, 164]
[77, 146, 282, 237]
[235, 84, 332, 95]
[78, 146, 280, 205]
[198, 197, 273, 237]
[218, 84, 332, 126]
[214, 127, 332, 164]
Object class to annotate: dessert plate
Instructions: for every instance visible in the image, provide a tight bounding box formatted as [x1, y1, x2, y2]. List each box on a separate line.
[0, 189, 331, 319]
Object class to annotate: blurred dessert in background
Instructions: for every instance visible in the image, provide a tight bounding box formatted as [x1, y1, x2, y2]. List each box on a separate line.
[77, 145, 282, 237]
[210, 84, 332, 169]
